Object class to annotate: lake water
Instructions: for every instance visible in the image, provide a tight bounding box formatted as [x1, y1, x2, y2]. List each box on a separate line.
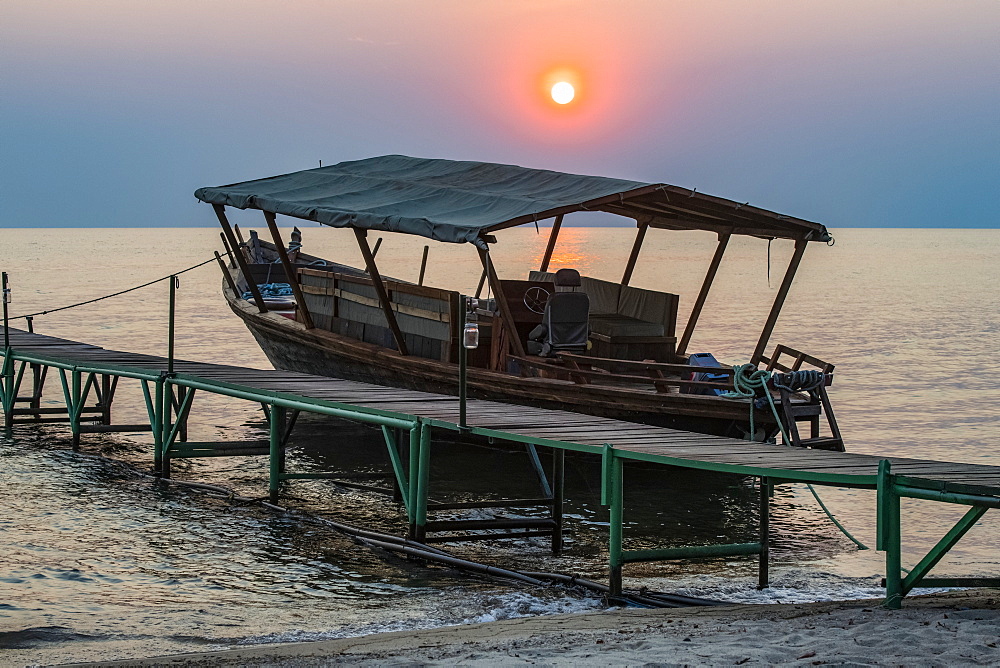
[0, 226, 997, 664]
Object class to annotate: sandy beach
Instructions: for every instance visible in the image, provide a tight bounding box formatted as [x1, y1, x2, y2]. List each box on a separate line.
[65, 590, 999, 667]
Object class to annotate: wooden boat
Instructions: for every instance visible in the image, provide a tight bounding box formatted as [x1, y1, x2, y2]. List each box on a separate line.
[197, 155, 838, 440]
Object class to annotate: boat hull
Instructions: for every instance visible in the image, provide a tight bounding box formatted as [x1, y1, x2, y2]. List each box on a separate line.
[230, 293, 774, 439]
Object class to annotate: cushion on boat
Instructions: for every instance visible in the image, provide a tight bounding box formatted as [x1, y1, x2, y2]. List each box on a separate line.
[578, 277, 621, 316]
[618, 285, 677, 335]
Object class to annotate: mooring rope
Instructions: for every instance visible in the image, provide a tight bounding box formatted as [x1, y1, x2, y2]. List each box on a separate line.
[724, 364, 867, 549]
[722, 363, 787, 443]
[805, 482, 870, 550]
[8, 255, 219, 321]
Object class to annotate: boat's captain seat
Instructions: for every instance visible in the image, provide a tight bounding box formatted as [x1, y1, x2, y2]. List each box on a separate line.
[527, 268, 590, 357]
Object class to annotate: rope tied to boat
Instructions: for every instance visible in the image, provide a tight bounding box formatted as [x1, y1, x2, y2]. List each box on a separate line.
[771, 369, 825, 394]
[725, 365, 868, 550]
[721, 364, 787, 444]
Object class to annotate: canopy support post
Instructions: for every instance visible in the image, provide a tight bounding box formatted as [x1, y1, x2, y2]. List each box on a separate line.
[354, 228, 409, 356]
[676, 233, 730, 357]
[263, 211, 314, 330]
[213, 204, 267, 313]
[620, 221, 649, 286]
[750, 239, 807, 365]
[477, 246, 526, 359]
[539, 214, 564, 272]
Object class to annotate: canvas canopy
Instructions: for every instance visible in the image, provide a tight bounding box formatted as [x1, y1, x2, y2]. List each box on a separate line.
[195, 155, 831, 247]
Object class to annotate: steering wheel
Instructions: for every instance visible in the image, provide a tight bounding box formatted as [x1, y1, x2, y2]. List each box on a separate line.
[523, 286, 551, 315]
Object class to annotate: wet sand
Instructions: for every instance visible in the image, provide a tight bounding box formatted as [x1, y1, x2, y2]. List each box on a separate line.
[67, 590, 999, 667]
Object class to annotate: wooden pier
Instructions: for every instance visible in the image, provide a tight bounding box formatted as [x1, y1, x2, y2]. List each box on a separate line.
[2, 326, 998, 608]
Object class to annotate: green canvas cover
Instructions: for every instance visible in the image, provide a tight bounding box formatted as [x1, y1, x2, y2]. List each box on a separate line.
[196, 155, 831, 246]
[196, 155, 649, 249]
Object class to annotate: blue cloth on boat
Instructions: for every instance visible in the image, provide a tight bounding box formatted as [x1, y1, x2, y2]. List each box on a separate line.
[243, 283, 293, 300]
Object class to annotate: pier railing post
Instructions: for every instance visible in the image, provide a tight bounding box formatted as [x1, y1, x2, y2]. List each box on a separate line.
[877, 459, 903, 609]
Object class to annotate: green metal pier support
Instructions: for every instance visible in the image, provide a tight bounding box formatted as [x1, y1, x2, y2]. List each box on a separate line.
[602, 444, 625, 596]
[878, 458, 999, 608]
[269, 404, 286, 502]
[603, 443, 768, 597]
[1, 272, 11, 435]
[877, 459, 903, 609]
[0, 355, 15, 435]
[408, 421, 432, 542]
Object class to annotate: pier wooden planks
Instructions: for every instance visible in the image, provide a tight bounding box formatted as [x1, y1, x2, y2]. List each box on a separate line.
[3, 326, 999, 497]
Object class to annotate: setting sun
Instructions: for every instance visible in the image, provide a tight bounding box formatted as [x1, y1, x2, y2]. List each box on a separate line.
[551, 81, 575, 104]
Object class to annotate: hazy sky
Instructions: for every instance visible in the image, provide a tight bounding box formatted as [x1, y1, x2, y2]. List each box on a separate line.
[2, 1, 997, 228]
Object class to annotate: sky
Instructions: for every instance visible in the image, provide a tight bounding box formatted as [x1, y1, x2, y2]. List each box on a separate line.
[1, 0, 997, 229]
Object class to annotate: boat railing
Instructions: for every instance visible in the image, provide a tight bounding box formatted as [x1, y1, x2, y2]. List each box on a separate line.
[510, 353, 735, 394]
[760, 344, 836, 375]
[296, 267, 463, 362]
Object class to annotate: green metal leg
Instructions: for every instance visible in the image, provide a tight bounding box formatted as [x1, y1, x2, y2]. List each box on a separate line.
[269, 404, 285, 503]
[157, 379, 169, 477]
[163, 387, 196, 450]
[551, 447, 565, 556]
[1, 354, 14, 434]
[877, 460, 903, 609]
[413, 422, 431, 543]
[382, 425, 410, 513]
[407, 423, 420, 535]
[141, 380, 163, 473]
[526, 443, 552, 498]
[607, 450, 624, 597]
[901, 505, 988, 595]
[758, 476, 770, 589]
[70, 370, 82, 450]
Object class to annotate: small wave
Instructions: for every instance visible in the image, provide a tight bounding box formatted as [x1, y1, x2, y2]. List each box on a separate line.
[0, 626, 104, 649]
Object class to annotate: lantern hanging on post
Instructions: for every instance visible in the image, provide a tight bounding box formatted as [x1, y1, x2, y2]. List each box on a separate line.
[463, 320, 479, 350]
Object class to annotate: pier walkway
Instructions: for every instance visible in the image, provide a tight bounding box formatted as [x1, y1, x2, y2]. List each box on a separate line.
[2, 327, 998, 608]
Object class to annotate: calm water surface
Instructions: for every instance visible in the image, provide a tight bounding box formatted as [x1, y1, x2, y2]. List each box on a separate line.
[0, 227, 997, 664]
